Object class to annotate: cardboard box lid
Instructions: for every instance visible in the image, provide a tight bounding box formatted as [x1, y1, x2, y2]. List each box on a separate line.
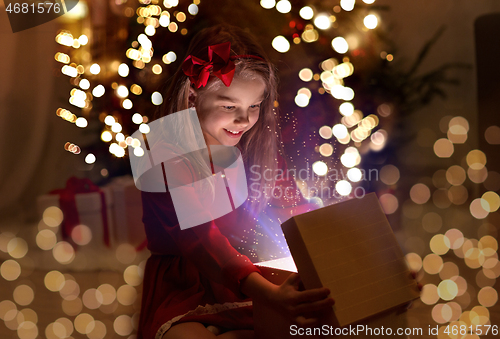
[281, 192, 420, 327]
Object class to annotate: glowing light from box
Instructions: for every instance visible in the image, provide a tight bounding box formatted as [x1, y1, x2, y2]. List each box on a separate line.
[299, 6, 314, 20]
[43, 206, 63, 227]
[312, 161, 328, 176]
[335, 180, 352, 196]
[276, 0, 291, 13]
[363, 0, 376, 3]
[92, 85, 105, 97]
[272, 36, 290, 53]
[188, 4, 199, 15]
[151, 91, 163, 105]
[364, 14, 378, 29]
[331, 37, 349, 54]
[260, 0, 275, 9]
[0, 260, 21, 281]
[340, 0, 355, 11]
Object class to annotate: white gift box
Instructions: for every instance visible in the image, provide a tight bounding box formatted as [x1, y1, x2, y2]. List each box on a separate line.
[35, 186, 117, 270]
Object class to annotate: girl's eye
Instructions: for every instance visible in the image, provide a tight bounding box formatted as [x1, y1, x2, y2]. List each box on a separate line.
[223, 106, 235, 110]
[250, 104, 261, 109]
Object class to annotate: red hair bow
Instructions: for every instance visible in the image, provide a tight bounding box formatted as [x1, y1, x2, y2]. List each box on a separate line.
[182, 41, 236, 88]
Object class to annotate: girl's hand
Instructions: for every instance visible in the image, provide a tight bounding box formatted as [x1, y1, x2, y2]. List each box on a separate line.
[268, 273, 335, 327]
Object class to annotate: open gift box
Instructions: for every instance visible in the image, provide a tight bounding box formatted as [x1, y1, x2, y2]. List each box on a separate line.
[253, 193, 420, 338]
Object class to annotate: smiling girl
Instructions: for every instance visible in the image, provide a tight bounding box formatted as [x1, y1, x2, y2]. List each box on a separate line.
[137, 25, 334, 339]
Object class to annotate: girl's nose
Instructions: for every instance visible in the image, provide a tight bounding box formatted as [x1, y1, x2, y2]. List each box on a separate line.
[234, 109, 250, 125]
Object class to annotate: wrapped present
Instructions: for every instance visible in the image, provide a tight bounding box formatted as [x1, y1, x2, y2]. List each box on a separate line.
[253, 193, 420, 338]
[105, 175, 146, 249]
[36, 177, 116, 270]
[36, 177, 113, 248]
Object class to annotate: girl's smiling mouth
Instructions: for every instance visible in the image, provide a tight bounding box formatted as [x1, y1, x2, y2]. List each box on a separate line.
[223, 128, 244, 137]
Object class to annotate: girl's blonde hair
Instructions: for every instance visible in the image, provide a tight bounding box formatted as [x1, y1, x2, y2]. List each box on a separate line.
[155, 24, 282, 214]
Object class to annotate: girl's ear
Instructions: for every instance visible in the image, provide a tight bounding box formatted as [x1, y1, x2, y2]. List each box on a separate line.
[188, 86, 197, 108]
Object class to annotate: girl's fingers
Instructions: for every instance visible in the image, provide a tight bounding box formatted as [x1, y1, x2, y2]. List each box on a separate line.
[294, 287, 331, 304]
[283, 273, 301, 287]
[293, 297, 335, 315]
[295, 315, 319, 328]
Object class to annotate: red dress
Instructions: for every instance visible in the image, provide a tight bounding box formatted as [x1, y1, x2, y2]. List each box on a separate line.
[137, 144, 313, 339]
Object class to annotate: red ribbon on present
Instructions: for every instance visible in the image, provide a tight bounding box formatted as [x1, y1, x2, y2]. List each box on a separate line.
[182, 41, 264, 88]
[50, 177, 110, 247]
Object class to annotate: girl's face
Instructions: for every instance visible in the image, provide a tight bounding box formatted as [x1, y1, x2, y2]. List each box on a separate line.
[195, 75, 266, 146]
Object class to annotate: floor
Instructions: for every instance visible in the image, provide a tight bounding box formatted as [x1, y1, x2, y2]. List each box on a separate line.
[0, 209, 499, 339]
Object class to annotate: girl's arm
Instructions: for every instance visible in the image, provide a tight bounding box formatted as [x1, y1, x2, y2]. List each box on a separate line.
[240, 271, 335, 327]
